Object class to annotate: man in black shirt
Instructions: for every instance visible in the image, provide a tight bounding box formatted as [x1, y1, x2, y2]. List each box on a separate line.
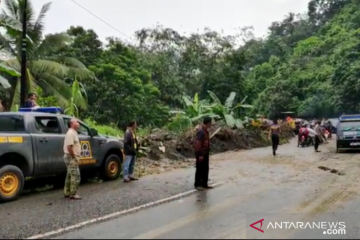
[193, 116, 212, 190]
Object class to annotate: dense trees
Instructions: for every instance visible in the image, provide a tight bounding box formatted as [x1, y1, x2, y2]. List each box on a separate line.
[0, 0, 358, 128]
[0, 0, 94, 110]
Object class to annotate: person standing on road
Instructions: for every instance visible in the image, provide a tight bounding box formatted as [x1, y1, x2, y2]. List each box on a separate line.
[63, 119, 82, 200]
[268, 119, 281, 156]
[313, 121, 322, 152]
[194, 116, 212, 191]
[123, 121, 139, 183]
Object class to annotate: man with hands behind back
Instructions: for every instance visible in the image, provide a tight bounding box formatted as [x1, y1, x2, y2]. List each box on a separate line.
[194, 117, 213, 191]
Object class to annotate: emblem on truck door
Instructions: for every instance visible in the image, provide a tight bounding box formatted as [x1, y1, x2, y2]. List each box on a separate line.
[80, 141, 92, 159]
[79, 141, 96, 165]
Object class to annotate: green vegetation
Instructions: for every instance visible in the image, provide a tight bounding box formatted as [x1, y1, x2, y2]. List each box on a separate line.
[0, 0, 94, 110]
[83, 118, 121, 137]
[0, 0, 358, 134]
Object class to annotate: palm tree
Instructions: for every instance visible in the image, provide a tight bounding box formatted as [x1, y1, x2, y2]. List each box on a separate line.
[0, 0, 95, 109]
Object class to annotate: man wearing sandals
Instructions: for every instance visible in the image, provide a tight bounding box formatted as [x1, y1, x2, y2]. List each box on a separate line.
[63, 118, 82, 200]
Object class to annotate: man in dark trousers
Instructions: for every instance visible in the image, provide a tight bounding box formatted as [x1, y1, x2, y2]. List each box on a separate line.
[194, 116, 212, 190]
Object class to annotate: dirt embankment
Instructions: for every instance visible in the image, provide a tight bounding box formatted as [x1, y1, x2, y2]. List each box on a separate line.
[138, 124, 295, 161]
[24, 124, 295, 184]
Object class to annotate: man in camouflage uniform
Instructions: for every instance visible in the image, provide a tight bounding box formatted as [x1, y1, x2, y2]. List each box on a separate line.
[63, 118, 82, 200]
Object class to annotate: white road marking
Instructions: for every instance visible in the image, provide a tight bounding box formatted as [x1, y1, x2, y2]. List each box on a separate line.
[133, 194, 240, 239]
[26, 182, 224, 239]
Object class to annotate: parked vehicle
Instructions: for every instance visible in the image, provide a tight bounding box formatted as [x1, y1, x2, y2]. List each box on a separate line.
[298, 135, 313, 147]
[328, 118, 339, 134]
[336, 114, 360, 153]
[0, 108, 123, 203]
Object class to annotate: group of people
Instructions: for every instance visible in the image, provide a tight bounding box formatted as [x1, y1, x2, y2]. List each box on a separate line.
[268, 117, 333, 156]
[192, 115, 328, 191]
[63, 119, 139, 200]
[299, 119, 334, 148]
[298, 120, 327, 152]
[192, 116, 334, 191]
[62, 113, 336, 197]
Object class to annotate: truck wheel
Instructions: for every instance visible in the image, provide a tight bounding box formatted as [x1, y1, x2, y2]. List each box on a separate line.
[101, 154, 121, 180]
[0, 165, 25, 203]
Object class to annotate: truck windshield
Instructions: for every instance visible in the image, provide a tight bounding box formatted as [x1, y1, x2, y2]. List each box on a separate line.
[339, 122, 360, 131]
[0, 115, 25, 132]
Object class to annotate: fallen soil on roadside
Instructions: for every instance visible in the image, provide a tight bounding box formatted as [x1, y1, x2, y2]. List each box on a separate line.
[139, 123, 294, 160]
[22, 124, 295, 194]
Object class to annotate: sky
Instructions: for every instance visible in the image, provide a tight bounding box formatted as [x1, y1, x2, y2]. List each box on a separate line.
[29, 0, 310, 43]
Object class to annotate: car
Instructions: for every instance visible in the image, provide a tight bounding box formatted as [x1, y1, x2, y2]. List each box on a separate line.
[0, 108, 124, 203]
[336, 114, 360, 153]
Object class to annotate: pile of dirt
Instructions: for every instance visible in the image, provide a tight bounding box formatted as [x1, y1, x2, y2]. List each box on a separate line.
[139, 123, 295, 161]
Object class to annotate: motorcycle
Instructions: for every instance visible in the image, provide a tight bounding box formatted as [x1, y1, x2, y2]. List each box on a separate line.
[324, 129, 332, 140]
[298, 135, 313, 147]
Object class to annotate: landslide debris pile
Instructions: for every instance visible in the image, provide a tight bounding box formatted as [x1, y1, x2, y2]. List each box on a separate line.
[139, 123, 295, 161]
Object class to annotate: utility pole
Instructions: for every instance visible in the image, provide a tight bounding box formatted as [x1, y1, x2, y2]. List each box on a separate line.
[20, 0, 27, 107]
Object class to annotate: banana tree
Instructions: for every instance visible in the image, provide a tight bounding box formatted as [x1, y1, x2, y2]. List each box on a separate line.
[170, 93, 219, 127]
[64, 78, 87, 117]
[0, 63, 20, 88]
[207, 90, 253, 128]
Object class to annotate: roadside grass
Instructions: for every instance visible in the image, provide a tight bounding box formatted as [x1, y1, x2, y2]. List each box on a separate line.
[84, 118, 151, 138]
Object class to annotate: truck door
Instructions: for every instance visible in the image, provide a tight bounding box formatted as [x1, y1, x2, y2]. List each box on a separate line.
[62, 117, 99, 168]
[32, 116, 65, 174]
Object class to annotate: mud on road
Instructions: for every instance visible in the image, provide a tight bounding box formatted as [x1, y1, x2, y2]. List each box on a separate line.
[2, 138, 360, 239]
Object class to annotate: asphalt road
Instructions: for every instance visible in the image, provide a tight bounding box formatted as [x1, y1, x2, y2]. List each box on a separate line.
[2, 139, 360, 239]
[53, 140, 360, 239]
[55, 166, 360, 239]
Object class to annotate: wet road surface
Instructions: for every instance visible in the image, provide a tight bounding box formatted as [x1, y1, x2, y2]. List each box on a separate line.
[2, 139, 360, 239]
[52, 179, 327, 239]
[53, 139, 360, 239]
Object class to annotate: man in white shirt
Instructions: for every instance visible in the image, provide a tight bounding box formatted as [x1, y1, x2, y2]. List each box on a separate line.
[306, 127, 316, 147]
[307, 127, 320, 152]
[313, 121, 322, 152]
[63, 118, 82, 200]
[307, 127, 317, 137]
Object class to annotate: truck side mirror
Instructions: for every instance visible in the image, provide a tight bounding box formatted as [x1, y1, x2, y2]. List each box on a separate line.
[90, 128, 98, 137]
